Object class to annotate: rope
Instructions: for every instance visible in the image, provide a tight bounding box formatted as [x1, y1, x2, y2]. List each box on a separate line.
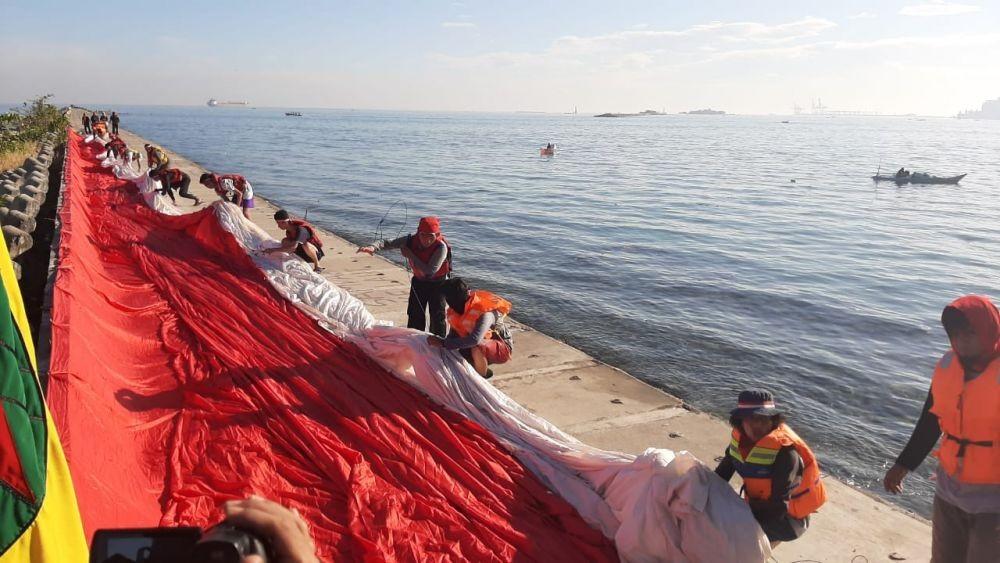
[374, 200, 408, 246]
[371, 200, 426, 316]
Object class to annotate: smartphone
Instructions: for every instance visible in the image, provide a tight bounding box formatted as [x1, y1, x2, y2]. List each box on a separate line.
[90, 527, 202, 563]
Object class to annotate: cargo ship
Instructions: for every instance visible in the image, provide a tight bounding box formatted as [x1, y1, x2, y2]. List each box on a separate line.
[207, 98, 249, 107]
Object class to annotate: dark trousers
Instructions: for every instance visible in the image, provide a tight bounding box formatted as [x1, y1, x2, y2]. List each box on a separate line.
[407, 277, 447, 338]
[169, 175, 198, 202]
[83, 122, 91, 134]
[932, 494, 999, 563]
[111, 122, 119, 134]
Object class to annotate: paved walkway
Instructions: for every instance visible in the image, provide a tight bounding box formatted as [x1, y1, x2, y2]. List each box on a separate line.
[72, 110, 931, 562]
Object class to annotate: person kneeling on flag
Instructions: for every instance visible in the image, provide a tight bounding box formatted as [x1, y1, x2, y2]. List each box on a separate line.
[428, 278, 513, 379]
[264, 209, 325, 272]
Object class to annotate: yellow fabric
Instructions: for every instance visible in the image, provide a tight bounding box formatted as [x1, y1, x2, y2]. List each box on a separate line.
[0, 243, 88, 562]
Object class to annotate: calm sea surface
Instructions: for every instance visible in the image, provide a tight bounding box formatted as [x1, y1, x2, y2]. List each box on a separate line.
[111, 105, 1000, 516]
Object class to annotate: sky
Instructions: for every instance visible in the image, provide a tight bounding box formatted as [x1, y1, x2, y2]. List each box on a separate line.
[1, 0, 998, 115]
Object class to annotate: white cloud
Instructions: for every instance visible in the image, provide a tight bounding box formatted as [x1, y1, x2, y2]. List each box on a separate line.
[899, 1, 981, 16]
[849, 11, 878, 19]
[441, 21, 477, 29]
[833, 32, 1000, 49]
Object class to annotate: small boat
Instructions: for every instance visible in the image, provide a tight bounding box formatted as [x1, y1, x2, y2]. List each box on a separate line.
[540, 147, 555, 156]
[872, 172, 966, 185]
[285, 112, 303, 117]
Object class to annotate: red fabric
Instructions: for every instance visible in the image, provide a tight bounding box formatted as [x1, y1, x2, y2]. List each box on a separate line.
[0, 409, 34, 502]
[48, 131, 615, 561]
[945, 295, 1000, 370]
[477, 339, 511, 365]
[417, 216, 440, 234]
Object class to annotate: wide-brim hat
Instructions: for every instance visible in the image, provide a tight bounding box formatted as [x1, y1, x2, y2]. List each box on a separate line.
[730, 389, 782, 418]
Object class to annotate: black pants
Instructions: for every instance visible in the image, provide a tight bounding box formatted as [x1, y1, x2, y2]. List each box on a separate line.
[408, 277, 448, 337]
[83, 123, 91, 134]
[112, 122, 119, 134]
[168, 175, 198, 203]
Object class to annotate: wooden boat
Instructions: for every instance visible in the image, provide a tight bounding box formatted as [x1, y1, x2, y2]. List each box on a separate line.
[872, 173, 966, 185]
[540, 147, 555, 156]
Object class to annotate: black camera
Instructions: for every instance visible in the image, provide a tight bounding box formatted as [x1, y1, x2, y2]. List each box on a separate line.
[90, 523, 270, 563]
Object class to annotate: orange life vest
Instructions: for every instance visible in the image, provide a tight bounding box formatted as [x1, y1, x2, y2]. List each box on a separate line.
[929, 352, 1000, 484]
[286, 219, 323, 249]
[406, 235, 451, 280]
[728, 423, 827, 519]
[447, 290, 512, 340]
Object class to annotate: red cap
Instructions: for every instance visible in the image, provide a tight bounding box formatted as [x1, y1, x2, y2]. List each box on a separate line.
[417, 216, 441, 234]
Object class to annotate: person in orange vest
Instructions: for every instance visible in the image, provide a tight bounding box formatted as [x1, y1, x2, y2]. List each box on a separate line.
[715, 390, 826, 547]
[427, 277, 513, 379]
[357, 216, 453, 337]
[264, 209, 325, 272]
[150, 168, 201, 206]
[884, 295, 999, 563]
[104, 134, 128, 160]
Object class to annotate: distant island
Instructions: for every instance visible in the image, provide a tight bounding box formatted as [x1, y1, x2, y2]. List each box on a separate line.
[957, 97, 1000, 120]
[594, 109, 666, 118]
[681, 108, 726, 115]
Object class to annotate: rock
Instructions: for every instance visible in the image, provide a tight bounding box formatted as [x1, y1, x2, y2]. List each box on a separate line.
[3, 209, 36, 233]
[1, 181, 17, 195]
[10, 260, 20, 280]
[668, 432, 683, 438]
[24, 157, 45, 169]
[22, 184, 47, 202]
[610, 398, 624, 404]
[28, 170, 47, 183]
[11, 194, 39, 214]
[569, 375, 582, 381]
[13, 167, 26, 177]
[2, 225, 33, 258]
[889, 553, 906, 561]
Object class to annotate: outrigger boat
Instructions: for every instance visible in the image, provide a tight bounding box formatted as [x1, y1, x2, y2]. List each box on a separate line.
[872, 172, 966, 184]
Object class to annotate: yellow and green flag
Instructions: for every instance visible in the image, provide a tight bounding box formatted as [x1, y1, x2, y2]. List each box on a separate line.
[0, 242, 86, 562]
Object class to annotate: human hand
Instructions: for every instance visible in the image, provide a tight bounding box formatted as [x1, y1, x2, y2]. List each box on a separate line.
[883, 463, 909, 494]
[427, 335, 444, 348]
[357, 246, 375, 255]
[223, 495, 319, 563]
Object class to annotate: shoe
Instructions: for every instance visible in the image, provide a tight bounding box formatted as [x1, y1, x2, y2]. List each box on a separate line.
[483, 369, 494, 380]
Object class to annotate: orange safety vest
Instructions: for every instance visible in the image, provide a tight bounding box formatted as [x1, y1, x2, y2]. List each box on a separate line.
[727, 423, 827, 519]
[286, 219, 323, 249]
[447, 290, 512, 339]
[929, 352, 1000, 484]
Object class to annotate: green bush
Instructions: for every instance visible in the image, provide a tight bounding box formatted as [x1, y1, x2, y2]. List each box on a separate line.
[0, 95, 69, 155]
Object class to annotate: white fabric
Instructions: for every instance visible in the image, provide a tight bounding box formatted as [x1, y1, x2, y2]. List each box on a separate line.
[117, 150, 770, 561]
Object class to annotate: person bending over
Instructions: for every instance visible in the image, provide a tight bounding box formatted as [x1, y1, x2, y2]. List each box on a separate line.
[427, 277, 513, 379]
[200, 172, 255, 219]
[144, 143, 170, 177]
[152, 168, 201, 205]
[265, 209, 325, 272]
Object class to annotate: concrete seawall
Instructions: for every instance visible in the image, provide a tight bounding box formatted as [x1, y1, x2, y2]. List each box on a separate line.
[64, 109, 931, 561]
